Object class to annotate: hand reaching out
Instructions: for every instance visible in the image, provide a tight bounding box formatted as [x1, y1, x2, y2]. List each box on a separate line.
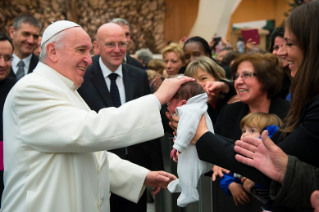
[211, 165, 230, 181]
[144, 171, 177, 189]
[234, 130, 288, 183]
[228, 182, 250, 206]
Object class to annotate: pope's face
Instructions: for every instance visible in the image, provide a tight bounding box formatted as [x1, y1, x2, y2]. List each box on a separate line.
[55, 27, 92, 87]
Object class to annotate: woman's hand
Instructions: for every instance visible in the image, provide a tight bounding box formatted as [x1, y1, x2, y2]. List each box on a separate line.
[241, 177, 255, 193]
[191, 115, 208, 145]
[228, 182, 250, 205]
[211, 165, 230, 181]
[166, 112, 179, 134]
[205, 81, 229, 96]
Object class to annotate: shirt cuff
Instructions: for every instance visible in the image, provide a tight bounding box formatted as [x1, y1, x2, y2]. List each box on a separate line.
[151, 94, 162, 110]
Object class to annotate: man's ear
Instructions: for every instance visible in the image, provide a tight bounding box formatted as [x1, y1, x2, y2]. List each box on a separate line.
[93, 40, 100, 55]
[46, 43, 58, 63]
[181, 100, 187, 106]
[9, 26, 15, 39]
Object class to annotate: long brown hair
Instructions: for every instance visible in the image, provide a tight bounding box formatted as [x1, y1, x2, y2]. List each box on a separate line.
[283, 1, 319, 133]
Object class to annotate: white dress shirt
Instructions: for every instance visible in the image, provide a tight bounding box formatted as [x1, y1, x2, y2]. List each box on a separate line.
[11, 53, 32, 76]
[99, 57, 126, 104]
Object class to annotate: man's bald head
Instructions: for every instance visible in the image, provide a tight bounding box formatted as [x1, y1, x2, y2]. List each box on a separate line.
[96, 23, 125, 42]
[94, 23, 128, 72]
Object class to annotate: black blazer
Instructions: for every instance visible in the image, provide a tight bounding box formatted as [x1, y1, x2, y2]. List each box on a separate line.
[215, 97, 291, 140]
[196, 95, 319, 211]
[78, 58, 163, 171]
[9, 54, 39, 79]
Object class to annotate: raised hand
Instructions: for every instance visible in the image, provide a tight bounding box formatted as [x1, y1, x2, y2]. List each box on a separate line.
[234, 130, 288, 183]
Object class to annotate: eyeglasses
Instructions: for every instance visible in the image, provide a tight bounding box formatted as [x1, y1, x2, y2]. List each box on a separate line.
[233, 71, 257, 81]
[0, 55, 13, 62]
[102, 42, 128, 50]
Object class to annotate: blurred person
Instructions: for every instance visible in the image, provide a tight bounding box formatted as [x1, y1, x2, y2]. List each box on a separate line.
[269, 27, 291, 100]
[135, 48, 153, 70]
[162, 43, 185, 78]
[110, 18, 143, 69]
[9, 14, 41, 80]
[220, 51, 241, 67]
[148, 59, 165, 76]
[217, 47, 233, 63]
[146, 69, 160, 86]
[183, 36, 231, 79]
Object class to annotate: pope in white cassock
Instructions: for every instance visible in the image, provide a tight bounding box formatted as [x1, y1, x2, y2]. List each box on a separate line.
[1, 20, 192, 212]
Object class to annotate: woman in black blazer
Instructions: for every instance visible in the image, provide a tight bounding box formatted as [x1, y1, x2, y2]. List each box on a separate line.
[193, 2, 319, 211]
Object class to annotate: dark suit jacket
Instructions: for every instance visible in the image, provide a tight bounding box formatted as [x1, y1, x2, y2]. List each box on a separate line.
[78, 58, 163, 171]
[91, 54, 143, 69]
[196, 96, 319, 211]
[9, 54, 39, 79]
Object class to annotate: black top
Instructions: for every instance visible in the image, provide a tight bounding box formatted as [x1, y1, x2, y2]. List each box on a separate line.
[0, 77, 17, 140]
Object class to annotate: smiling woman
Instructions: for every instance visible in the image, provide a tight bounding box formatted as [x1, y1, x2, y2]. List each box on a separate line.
[214, 53, 289, 140]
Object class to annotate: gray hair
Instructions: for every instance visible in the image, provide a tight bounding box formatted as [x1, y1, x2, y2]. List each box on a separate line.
[135, 48, 153, 65]
[12, 14, 41, 31]
[39, 30, 67, 62]
[110, 18, 130, 29]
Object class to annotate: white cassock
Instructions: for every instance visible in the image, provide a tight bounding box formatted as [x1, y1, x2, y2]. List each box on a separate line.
[1, 62, 164, 212]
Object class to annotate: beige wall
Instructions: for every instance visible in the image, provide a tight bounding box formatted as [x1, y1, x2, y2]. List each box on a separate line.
[164, 0, 290, 44]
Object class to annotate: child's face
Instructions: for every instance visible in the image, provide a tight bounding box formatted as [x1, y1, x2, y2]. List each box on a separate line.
[167, 98, 184, 114]
[240, 125, 261, 140]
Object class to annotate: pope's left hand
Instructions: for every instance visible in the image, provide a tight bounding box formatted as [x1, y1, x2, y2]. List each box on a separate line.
[144, 171, 177, 189]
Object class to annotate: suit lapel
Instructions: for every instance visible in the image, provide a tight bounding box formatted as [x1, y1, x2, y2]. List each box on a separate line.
[28, 54, 38, 73]
[122, 64, 135, 102]
[91, 62, 114, 107]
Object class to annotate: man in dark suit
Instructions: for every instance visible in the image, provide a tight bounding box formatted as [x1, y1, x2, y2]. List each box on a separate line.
[110, 18, 143, 69]
[9, 14, 41, 80]
[0, 32, 17, 208]
[78, 23, 163, 212]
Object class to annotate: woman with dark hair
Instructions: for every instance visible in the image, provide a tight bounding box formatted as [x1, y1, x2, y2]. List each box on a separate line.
[182, 36, 232, 79]
[192, 1, 319, 210]
[269, 27, 291, 100]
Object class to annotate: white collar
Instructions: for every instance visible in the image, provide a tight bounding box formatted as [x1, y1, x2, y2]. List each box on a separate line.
[12, 53, 32, 69]
[99, 57, 123, 78]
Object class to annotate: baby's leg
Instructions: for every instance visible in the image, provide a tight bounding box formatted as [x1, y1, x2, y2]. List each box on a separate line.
[176, 145, 211, 207]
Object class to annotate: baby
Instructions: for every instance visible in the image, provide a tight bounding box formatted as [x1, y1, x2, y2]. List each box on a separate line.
[167, 81, 214, 207]
[220, 112, 282, 211]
